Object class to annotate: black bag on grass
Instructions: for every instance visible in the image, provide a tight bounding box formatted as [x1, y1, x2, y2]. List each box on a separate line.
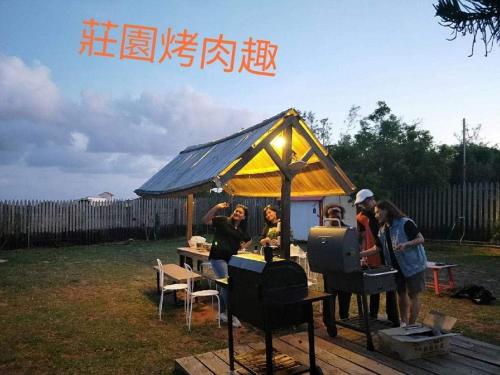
[451, 284, 496, 305]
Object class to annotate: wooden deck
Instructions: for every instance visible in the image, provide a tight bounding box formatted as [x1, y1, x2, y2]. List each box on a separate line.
[175, 326, 500, 374]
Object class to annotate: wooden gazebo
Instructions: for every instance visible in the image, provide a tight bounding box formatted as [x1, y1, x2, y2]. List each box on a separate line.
[135, 108, 355, 258]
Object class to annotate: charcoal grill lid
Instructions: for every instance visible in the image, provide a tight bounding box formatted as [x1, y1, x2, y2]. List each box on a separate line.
[229, 254, 266, 273]
[229, 253, 286, 273]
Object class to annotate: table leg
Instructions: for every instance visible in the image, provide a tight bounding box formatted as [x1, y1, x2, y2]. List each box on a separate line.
[156, 270, 160, 294]
[433, 269, 440, 295]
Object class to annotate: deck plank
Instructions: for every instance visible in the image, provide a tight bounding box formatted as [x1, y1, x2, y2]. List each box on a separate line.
[335, 327, 477, 375]
[332, 326, 500, 375]
[444, 352, 500, 375]
[290, 331, 403, 375]
[450, 345, 500, 367]
[174, 328, 500, 375]
[281, 333, 380, 374]
[316, 327, 435, 375]
[268, 339, 350, 374]
[452, 335, 500, 352]
[213, 347, 252, 374]
[196, 352, 231, 374]
[175, 356, 214, 375]
[424, 354, 493, 375]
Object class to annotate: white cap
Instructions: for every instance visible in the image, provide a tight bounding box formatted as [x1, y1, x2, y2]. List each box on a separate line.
[354, 189, 374, 205]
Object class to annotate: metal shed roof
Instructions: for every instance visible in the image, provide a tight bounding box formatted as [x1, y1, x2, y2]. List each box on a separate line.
[135, 108, 355, 198]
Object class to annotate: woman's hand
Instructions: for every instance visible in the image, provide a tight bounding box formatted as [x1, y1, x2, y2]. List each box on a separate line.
[270, 238, 279, 246]
[202, 202, 229, 224]
[216, 202, 229, 210]
[395, 242, 408, 252]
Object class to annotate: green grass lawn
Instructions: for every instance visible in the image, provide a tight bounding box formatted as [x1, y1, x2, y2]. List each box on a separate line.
[0, 240, 499, 374]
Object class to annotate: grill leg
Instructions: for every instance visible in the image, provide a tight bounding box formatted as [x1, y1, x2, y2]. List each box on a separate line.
[227, 280, 235, 373]
[307, 302, 318, 373]
[361, 293, 374, 351]
[264, 310, 273, 375]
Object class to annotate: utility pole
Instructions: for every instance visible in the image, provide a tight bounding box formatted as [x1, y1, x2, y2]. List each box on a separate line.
[460, 118, 466, 244]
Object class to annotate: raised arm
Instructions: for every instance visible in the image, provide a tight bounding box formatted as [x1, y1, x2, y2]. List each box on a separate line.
[202, 202, 229, 225]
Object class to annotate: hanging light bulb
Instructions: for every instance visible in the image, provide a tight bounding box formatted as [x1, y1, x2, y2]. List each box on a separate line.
[271, 135, 285, 149]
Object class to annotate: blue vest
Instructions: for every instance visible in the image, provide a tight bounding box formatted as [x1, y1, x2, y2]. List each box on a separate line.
[379, 217, 427, 277]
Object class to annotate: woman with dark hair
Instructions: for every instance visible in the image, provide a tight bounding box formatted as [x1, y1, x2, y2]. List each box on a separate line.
[323, 203, 352, 320]
[360, 200, 427, 326]
[202, 202, 252, 327]
[259, 205, 281, 247]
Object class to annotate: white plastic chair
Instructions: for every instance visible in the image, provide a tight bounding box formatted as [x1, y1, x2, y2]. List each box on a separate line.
[157, 259, 188, 321]
[184, 263, 221, 331]
[200, 261, 216, 288]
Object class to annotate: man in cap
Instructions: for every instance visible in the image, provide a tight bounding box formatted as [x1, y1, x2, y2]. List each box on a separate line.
[355, 189, 399, 325]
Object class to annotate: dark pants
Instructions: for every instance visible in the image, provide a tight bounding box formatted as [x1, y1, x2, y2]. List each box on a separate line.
[333, 291, 352, 320]
[369, 291, 399, 324]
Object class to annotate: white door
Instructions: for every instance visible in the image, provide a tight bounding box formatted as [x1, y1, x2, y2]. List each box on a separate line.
[291, 201, 320, 241]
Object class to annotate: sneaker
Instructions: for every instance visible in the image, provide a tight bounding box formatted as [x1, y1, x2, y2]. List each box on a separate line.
[400, 322, 407, 328]
[232, 316, 242, 328]
[219, 312, 228, 323]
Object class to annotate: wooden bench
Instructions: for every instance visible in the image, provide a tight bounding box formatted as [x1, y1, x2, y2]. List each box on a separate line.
[426, 261, 458, 295]
[154, 263, 201, 294]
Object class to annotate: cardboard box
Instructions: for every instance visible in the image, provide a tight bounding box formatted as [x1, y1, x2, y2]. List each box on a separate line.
[377, 311, 459, 361]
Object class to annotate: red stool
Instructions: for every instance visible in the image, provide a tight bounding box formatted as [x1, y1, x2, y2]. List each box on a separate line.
[426, 261, 458, 295]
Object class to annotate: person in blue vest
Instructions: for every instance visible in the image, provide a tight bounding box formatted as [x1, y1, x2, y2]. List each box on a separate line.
[360, 200, 427, 327]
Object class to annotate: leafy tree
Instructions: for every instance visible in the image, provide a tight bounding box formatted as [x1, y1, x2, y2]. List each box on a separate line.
[298, 110, 333, 146]
[328, 101, 453, 199]
[447, 142, 500, 183]
[434, 0, 500, 56]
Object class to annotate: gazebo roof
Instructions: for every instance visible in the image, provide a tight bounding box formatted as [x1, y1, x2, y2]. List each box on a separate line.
[135, 108, 355, 198]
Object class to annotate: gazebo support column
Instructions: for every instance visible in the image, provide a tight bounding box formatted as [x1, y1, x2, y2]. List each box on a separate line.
[186, 194, 193, 244]
[280, 123, 293, 260]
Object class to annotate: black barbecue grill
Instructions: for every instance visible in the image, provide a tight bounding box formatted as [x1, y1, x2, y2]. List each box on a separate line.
[223, 252, 330, 374]
[308, 226, 399, 350]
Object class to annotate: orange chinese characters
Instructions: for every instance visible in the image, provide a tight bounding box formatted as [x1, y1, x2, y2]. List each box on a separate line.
[239, 38, 278, 77]
[200, 34, 237, 72]
[159, 28, 198, 67]
[120, 24, 158, 62]
[80, 19, 118, 57]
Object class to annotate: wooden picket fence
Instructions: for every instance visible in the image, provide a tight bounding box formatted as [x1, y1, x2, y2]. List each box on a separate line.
[393, 182, 500, 241]
[0, 195, 276, 250]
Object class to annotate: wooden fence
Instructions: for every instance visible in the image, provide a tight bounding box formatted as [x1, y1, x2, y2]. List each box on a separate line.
[0, 195, 277, 250]
[393, 182, 500, 241]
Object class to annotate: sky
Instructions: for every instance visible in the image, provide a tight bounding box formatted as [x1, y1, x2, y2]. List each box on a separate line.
[1, 1, 499, 200]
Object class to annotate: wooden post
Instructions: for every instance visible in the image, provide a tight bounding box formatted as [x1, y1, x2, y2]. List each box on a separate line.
[186, 194, 193, 244]
[280, 123, 293, 260]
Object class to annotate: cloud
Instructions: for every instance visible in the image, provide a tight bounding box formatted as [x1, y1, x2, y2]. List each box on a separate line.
[0, 54, 263, 196]
[0, 55, 61, 122]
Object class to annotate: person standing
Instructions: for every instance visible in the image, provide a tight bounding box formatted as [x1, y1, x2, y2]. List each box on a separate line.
[259, 205, 281, 248]
[323, 204, 352, 320]
[355, 189, 399, 325]
[202, 202, 252, 327]
[361, 200, 427, 326]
